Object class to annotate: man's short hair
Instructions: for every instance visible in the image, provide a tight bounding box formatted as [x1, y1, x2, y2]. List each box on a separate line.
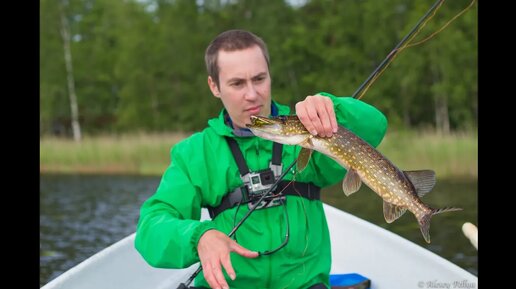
[205, 29, 270, 88]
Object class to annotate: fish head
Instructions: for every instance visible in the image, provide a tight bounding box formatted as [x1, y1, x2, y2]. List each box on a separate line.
[247, 115, 311, 145]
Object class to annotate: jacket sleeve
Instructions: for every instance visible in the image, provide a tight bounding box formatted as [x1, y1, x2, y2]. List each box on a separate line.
[134, 141, 216, 268]
[305, 91, 388, 187]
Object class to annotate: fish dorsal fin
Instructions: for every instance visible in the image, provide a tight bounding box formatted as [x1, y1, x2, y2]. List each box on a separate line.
[342, 168, 362, 196]
[404, 170, 436, 198]
[297, 147, 313, 172]
[383, 201, 407, 223]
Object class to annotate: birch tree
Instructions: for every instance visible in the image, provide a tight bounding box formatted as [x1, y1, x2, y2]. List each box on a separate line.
[59, 0, 82, 141]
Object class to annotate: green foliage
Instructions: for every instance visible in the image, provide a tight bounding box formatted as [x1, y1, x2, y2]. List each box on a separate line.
[40, 0, 478, 136]
[40, 0, 68, 134]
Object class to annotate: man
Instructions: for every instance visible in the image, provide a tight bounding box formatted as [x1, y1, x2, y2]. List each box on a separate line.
[135, 29, 387, 289]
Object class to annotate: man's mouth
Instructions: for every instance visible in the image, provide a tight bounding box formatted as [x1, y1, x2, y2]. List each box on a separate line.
[245, 105, 262, 115]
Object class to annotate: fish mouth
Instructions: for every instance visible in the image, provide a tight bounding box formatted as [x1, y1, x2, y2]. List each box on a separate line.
[247, 115, 277, 127]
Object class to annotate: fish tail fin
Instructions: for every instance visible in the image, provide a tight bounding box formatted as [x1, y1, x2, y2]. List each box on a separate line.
[418, 207, 463, 243]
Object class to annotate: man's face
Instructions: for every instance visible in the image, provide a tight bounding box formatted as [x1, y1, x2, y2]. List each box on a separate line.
[208, 45, 271, 129]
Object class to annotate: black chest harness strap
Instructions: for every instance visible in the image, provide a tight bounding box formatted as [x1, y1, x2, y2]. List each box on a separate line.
[207, 137, 321, 219]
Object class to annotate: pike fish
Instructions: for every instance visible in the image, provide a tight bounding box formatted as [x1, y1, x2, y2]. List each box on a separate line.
[246, 115, 461, 243]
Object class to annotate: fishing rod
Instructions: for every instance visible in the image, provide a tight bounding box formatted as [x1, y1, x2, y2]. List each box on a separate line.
[179, 1, 455, 287]
[352, 0, 445, 99]
[176, 1, 440, 282]
[177, 158, 298, 289]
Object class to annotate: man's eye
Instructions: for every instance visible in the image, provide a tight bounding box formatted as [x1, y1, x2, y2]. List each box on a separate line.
[231, 82, 243, 87]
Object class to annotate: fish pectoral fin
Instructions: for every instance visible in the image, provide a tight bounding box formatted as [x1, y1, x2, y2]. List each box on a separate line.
[383, 201, 407, 223]
[296, 147, 313, 172]
[342, 168, 362, 196]
[403, 170, 436, 198]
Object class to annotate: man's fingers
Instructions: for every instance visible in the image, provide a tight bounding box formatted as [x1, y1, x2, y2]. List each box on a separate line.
[202, 262, 224, 289]
[197, 231, 250, 288]
[314, 97, 333, 137]
[323, 96, 338, 135]
[220, 254, 236, 281]
[230, 242, 259, 258]
[212, 262, 230, 289]
[305, 103, 324, 136]
[296, 95, 338, 137]
[296, 103, 316, 136]
[327, 105, 338, 133]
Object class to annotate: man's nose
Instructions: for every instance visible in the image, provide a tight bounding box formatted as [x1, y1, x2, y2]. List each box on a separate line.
[245, 83, 258, 100]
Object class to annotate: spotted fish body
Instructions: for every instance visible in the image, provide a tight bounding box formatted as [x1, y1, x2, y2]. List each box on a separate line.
[247, 115, 461, 243]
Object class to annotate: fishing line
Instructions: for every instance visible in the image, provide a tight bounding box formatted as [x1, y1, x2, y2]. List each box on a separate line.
[289, 166, 311, 256]
[178, 1, 479, 286]
[177, 159, 298, 289]
[258, 196, 290, 256]
[404, 0, 476, 48]
[353, 0, 476, 100]
[253, 175, 294, 256]
[353, 0, 444, 100]
[355, 1, 444, 100]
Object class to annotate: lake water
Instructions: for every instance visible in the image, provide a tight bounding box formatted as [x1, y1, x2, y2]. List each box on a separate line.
[40, 174, 477, 287]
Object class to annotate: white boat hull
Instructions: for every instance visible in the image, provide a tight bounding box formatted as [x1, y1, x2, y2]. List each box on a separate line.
[42, 204, 477, 289]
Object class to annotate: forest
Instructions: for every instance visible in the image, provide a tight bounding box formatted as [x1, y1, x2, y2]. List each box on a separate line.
[40, 0, 478, 137]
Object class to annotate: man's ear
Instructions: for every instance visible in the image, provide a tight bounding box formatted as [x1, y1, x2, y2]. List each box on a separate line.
[208, 76, 220, 98]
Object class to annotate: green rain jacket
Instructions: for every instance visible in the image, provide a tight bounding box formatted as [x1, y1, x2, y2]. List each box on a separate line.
[135, 92, 387, 289]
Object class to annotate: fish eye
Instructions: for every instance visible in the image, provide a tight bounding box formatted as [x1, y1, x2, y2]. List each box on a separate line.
[278, 115, 287, 124]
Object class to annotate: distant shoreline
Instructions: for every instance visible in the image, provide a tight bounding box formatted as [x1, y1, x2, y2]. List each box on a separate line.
[40, 130, 477, 179]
